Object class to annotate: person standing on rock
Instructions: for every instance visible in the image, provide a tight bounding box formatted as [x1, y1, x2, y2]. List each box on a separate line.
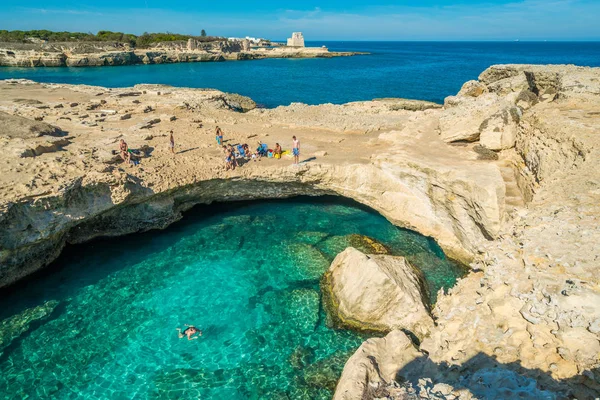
[292, 136, 300, 165]
[216, 126, 224, 146]
[169, 130, 175, 154]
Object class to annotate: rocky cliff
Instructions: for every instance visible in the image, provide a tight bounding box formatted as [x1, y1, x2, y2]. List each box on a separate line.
[0, 64, 598, 398]
[0, 41, 362, 67]
[335, 64, 600, 399]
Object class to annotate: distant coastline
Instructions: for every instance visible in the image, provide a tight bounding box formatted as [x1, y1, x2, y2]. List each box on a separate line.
[0, 30, 366, 68]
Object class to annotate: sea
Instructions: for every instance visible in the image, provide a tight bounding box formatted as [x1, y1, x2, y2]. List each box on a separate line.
[0, 198, 464, 399]
[1, 41, 599, 107]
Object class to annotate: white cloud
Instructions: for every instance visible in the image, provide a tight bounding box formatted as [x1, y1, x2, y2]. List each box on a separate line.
[19, 7, 104, 16]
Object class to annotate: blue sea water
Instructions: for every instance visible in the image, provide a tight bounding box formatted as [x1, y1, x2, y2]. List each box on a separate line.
[0, 198, 464, 399]
[1, 41, 599, 107]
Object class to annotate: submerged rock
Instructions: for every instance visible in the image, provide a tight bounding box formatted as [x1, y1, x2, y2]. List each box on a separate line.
[317, 234, 389, 260]
[286, 288, 320, 334]
[317, 235, 355, 260]
[348, 234, 390, 255]
[322, 248, 433, 338]
[295, 231, 330, 245]
[283, 243, 330, 281]
[260, 287, 320, 336]
[289, 345, 316, 369]
[0, 300, 60, 357]
[302, 349, 356, 392]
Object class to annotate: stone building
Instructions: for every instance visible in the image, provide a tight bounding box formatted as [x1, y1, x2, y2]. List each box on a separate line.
[286, 32, 305, 47]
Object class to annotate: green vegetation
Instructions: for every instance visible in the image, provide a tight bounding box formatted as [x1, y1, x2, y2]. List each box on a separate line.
[0, 30, 220, 48]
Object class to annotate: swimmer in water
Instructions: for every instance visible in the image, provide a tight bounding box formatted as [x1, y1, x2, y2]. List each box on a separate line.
[176, 324, 202, 340]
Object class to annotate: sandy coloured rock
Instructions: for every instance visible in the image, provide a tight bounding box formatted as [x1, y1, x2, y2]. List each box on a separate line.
[0, 63, 599, 398]
[0, 40, 365, 68]
[0, 111, 64, 139]
[322, 248, 433, 338]
[333, 330, 424, 400]
[479, 106, 521, 150]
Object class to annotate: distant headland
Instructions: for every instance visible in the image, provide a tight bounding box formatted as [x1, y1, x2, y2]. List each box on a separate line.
[0, 30, 366, 67]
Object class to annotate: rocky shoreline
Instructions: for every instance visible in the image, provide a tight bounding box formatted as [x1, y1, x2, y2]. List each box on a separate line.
[0, 40, 365, 67]
[0, 64, 598, 398]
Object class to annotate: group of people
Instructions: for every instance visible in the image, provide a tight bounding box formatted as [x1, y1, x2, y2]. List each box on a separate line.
[117, 126, 301, 169]
[217, 127, 300, 170]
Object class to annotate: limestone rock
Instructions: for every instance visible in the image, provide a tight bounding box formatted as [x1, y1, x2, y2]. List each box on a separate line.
[373, 98, 442, 111]
[333, 330, 423, 400]
[322, 248, 433, 338]
[133, 117, 161, 130]
[347, 234, 390, 255]
[97, 149, 122, 164]
[457, 80, 488, 97]
[479, 106, 522, 150]
[459, 368, 558, 400]
[439, 94, 506, 142]
[0, 111, 64, 139]
[1, 64, 599, 398]
[515, 90, 539, 111]
[222, 93, 257, 112]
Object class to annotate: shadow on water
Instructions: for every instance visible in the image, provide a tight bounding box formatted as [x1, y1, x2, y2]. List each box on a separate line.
[0, 195, 461, 319]
[393, 352, 599, 399]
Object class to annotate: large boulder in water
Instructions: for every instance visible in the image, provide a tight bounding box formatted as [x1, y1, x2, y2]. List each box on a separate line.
[322, 248, 433, 339]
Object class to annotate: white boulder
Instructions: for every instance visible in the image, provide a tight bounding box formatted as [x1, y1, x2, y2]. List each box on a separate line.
[322, 247, 433, 339]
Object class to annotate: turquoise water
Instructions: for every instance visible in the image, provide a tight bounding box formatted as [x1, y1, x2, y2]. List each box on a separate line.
[1, 41, 599, 107]
[0, 197, 464, 399]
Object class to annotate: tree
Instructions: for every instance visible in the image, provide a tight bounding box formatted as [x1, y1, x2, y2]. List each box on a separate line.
[201, 29, 206, 37]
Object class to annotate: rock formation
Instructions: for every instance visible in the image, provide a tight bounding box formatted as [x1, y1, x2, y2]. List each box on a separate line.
[322, 248, 433, 339]
[334, 330, 559, 400]
[337, 64, 600, 399]
[0, 63, 599, 398]
[0, 111, 64, 138]
[0, 40, 362, 67]
[333, 330, 424, 400]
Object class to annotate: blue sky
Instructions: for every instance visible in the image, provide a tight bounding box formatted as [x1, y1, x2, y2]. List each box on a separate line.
[1, 0, 599, 40]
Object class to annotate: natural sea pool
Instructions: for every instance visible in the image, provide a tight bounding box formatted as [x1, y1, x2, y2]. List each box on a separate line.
[0, 197, 465, 399]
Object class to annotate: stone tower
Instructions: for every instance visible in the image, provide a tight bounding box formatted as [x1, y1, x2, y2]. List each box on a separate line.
[287, 32, 305, 47]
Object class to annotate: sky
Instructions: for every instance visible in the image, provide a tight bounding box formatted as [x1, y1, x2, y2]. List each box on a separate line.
[1, 0, 599, 41]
